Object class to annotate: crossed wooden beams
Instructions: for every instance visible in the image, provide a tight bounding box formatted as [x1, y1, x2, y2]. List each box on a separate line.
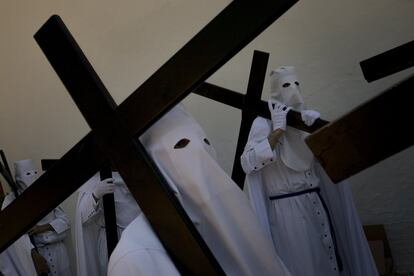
[0, 2, 299, 274]
[2, 1, 411, 273]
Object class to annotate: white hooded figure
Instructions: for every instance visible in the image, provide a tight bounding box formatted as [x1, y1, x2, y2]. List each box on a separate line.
[15, 159, 72, 276]
[74, 172, 140, 276]
[241, 66, 378, 276]
[107, 104, 292, 276]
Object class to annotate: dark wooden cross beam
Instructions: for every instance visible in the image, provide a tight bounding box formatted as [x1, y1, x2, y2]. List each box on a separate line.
[0, 160, 15, 191]
[360, 40, 414, 82]
[0, 151, 13, 179]
[306, 74, 414, 183]
[194, 83, 329, 133]
[40, 159, 57, 171]
[0, 150, 18, 196]
[99, 164, 118, 257]
[0, 151, 6, 202]
[0, 153, 14, 207]
[231, 51, 269, 188]
[0, 2, 299, 274]
[0, 180, 4, 204]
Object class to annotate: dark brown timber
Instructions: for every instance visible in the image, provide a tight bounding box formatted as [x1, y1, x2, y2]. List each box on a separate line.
[306, 74, 414, 183]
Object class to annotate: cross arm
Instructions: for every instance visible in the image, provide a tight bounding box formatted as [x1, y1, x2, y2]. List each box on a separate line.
[306, 74, 414, 183]
[231, 51, 269, 187]
[99, 165, 118, 257]
[193, 82, 329, 133]
[360, 40, 414, 82]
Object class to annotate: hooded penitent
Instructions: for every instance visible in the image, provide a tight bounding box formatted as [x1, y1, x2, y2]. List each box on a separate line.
[139, 104, 292, 276]
[269, 66, 313, 172]
[15, 160, 72, 276]
[75, 172, 140, 276]
[241, 67, 378, 276]
[14, 159, 40, 191]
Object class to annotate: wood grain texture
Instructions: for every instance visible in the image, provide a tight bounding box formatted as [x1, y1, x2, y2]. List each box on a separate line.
[306, 74, 414, 183]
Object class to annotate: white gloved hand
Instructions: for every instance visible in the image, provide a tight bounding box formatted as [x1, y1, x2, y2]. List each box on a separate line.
[300, 110, 320, 126]
[268, 99, 292, 130]
[92, 178, 115, 200]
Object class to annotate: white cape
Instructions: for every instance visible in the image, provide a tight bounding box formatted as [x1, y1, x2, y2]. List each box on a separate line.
[140, 104, 291, 276]
[245, 159, 378, 276]
[74, 174, 103, 276]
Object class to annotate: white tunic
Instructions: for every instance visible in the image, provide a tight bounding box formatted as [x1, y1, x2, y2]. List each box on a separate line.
[32, 207, 71, 276]
[139, 105, 292, 276]
[75, 172, 141, 276]
[108, 214, 180, 276]
[241, 117, 378, 276]
[0, 194, 37, 276]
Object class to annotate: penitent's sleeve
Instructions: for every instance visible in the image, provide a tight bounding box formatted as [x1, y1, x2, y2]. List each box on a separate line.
[241, 117, 279, 174]
[79, 192, 102, 224]
[49, 206, 70, 234]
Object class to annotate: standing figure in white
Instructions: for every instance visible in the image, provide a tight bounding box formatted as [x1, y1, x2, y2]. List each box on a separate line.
[241, 66, 378, 276]
[74, 172, 141, 276]
[10, 159, 71, 276]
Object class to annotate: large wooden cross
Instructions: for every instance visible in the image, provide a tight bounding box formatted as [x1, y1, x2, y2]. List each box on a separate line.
[0, 2, 300, 274]
[306, 41, 414, 182]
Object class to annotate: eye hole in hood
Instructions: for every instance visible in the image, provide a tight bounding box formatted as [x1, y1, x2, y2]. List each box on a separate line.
[174, 138, 190, 149]
[203, 138, 211, 145]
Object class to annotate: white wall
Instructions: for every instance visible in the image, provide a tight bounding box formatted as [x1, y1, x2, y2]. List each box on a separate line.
[1, 0, 413, 273]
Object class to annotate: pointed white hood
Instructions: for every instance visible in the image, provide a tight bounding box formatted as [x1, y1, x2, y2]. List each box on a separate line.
[14, 159, 40, 190]
[269, 66, 313, 172]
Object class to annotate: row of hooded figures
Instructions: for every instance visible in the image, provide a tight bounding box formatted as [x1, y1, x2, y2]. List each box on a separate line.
[0, 67, 379, 276]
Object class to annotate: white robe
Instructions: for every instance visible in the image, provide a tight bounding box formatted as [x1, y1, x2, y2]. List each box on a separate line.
[108, 214, 180, 276]
[0, 194, 37, 276]
[75, 172, 140, 276]
[137, 104, 291, 276]
[241, 116, 378, 276]
[32, 206, 71, 276]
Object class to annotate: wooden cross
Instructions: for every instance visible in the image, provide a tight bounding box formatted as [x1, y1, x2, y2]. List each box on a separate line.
[0, 2, 299, 274]
[306, 42, 414, 182]
[360, 40, 414, 83]
[193, 58, 329, 188]
[0, 180, 3, 205]
[99, 164, 118, 256]
[232, 51, 270, 188]
[0, 150, 18, 196]
[0, 151, 12, 207]
[0, 151, 7, 203]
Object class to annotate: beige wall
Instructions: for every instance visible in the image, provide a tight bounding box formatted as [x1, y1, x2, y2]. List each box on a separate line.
[1, 0, 413, 273]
